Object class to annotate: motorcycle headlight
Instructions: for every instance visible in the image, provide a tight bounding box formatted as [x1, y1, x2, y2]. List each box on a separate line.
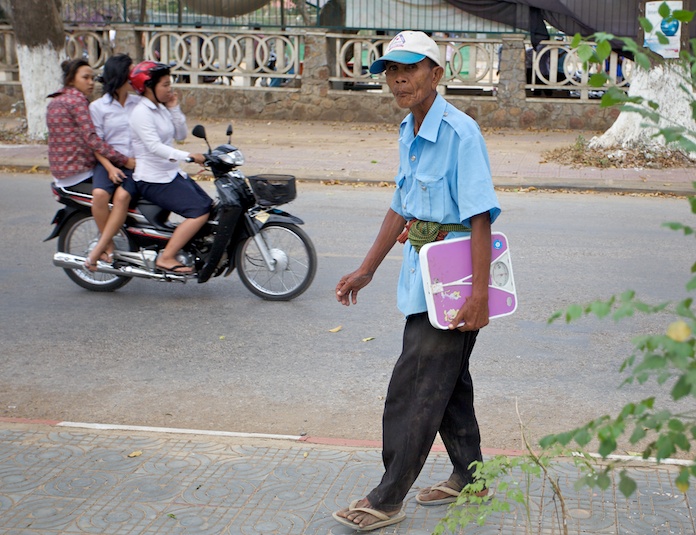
[219, 150, 245, 166]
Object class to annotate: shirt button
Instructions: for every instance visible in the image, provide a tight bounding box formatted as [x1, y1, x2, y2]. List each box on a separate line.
[410, 268, 415, 273]
[444, 112, 448, 117]
[421, 185, 427, 190]
[410, 155, 416, 161]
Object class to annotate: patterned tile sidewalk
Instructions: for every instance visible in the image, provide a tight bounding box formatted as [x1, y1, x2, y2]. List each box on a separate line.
[1, 422, 695, 534]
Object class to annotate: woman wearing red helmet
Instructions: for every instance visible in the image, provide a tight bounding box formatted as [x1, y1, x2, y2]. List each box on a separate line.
[127, 61, 211, 274]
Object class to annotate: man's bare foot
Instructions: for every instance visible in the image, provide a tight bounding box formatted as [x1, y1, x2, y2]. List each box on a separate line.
[333, 498, 404, 531]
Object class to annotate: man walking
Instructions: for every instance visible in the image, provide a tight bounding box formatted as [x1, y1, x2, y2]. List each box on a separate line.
[333, 30, 500, 531]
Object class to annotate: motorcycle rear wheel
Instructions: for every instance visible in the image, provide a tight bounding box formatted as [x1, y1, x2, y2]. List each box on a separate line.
[57, 212, 132, 292]
[235, 222, 317, 301]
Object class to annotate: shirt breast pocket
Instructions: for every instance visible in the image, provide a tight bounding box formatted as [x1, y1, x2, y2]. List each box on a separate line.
[411, 174, 446, 221]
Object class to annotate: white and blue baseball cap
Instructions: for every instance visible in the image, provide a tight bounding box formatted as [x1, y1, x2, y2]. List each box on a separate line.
[369, 31, 442, 74]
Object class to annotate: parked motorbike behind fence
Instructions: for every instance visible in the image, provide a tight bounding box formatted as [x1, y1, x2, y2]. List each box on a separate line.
[48, 124, 317, 301]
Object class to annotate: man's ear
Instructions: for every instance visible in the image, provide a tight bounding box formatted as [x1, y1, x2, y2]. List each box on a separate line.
[432, 65, 445, 87]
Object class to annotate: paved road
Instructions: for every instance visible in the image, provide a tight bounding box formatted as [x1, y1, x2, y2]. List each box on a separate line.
[0, 172, 692, 453]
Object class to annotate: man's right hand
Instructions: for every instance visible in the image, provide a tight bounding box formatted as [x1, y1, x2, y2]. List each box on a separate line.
[335, 269, 373, 306]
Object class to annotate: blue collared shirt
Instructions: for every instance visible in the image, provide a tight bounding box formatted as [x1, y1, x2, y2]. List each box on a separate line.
[390, 94, 501, 317]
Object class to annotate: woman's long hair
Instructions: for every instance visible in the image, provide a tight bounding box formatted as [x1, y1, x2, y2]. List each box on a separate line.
[98, 54, 133, 99]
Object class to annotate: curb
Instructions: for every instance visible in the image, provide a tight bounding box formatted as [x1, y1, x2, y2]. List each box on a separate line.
[2, 417, 693, 466]
[0, 417, 524, 456]
[6, 162, 694, 196]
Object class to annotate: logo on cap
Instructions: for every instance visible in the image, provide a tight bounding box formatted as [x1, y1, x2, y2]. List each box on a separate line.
[387, 33, 406, 52]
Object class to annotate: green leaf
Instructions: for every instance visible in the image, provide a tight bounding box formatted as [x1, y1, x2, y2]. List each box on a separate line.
[574, 428, 592, 446]
[676, 467, 691, 492]
[596, 472, 612, 490]
[668, 419, 686, 432]
[687, 276, 696, 291]
[630, 425, 647, 443]
[618, 471, 638, 497]
[639, 17, 654, 33]
[577, 44, 595, 63]
[658, 2, 672, 18]
[598, 437, 617, 458]
[656, 434, 676, 460]
[596, 40, 612, 62]
[660, 126, 687, 142]
[635, 52, 652, 70]
[657, 32, 670, 46]
[671, 375, 693, 400]
[589, 72, 609, 87]
[673, 10, 695, 23]
[590, 300, 612, 318]
[565, 304, 584, 323]
[539, 434, 557, 448]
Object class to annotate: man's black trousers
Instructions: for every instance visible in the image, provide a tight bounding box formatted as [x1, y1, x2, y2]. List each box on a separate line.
[367, 312, 482, 510]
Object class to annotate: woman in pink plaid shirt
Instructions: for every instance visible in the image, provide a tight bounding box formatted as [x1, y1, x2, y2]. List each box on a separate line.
[47, 59, 135, 254]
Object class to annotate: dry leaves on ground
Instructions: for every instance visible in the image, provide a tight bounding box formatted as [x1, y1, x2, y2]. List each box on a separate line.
[542, 135, 696, 169]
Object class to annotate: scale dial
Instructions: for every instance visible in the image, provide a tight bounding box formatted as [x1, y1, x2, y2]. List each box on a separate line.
[491, 260, 510, 287]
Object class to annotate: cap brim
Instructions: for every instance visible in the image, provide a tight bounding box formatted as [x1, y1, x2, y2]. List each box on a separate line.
[369, 51, 427, 74]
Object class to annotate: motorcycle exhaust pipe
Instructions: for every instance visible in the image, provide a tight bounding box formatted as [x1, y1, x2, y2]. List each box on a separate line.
[53, 253, 188, 282]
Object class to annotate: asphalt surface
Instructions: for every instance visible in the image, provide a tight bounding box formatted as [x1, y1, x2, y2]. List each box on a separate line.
[1, 119, 695, 534]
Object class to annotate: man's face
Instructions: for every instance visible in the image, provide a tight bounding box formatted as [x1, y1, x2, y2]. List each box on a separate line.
[384, 59, 443, 110]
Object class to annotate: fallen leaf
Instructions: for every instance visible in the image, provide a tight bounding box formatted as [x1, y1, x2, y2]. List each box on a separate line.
[303, 452, 309, 458]
[219, 335, 226, 340]
[362, 337, 375, 342]
[128, 450, 143, 458]
[329, 325, 342, 333]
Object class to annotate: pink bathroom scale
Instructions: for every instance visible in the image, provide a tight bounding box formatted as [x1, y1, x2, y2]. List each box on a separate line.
[419, 232, 517, 329]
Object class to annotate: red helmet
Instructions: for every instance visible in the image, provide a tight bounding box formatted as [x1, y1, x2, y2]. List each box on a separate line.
[129, 61, 170, 94]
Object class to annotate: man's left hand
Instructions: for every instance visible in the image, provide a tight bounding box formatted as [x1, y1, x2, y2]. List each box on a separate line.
[449, 294, 489, 331]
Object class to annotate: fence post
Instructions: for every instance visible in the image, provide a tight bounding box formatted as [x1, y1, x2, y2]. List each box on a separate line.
[112, 25, 142, 61]
[300, 30, 330, 98]
[496, 33, 527, 126]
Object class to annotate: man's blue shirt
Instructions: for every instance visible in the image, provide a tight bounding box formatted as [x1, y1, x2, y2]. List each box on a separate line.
[390, 94, 501, 317]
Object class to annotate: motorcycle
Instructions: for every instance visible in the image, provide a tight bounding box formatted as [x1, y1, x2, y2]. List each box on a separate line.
[47, 124, 317, 301]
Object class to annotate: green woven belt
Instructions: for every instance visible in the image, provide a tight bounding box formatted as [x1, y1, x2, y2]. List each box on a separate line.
[408, 220, 470, 253]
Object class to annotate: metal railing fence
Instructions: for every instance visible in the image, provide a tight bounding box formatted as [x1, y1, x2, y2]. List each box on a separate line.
[0, 24, 633, 101]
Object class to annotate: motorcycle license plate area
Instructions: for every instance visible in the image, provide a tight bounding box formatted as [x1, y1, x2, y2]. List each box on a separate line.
[419, 232, 517, 329]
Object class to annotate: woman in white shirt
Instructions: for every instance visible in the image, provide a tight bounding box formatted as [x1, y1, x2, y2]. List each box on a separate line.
[128, 61, 210, 274]
[85, 54, 140, 270]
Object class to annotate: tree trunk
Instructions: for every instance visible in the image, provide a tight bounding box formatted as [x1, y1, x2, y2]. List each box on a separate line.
[9, 0, 65, 140]
[589, 62, 696, 152]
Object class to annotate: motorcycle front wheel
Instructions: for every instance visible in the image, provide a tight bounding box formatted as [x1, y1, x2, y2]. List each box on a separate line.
[235, 222, 317, 301]
[57, 212, 132, 292]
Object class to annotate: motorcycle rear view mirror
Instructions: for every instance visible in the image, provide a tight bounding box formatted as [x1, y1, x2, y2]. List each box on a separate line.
[226, 124, 233, 143]
[192, 125, 207, 139]
[192, 125, 211, 153]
